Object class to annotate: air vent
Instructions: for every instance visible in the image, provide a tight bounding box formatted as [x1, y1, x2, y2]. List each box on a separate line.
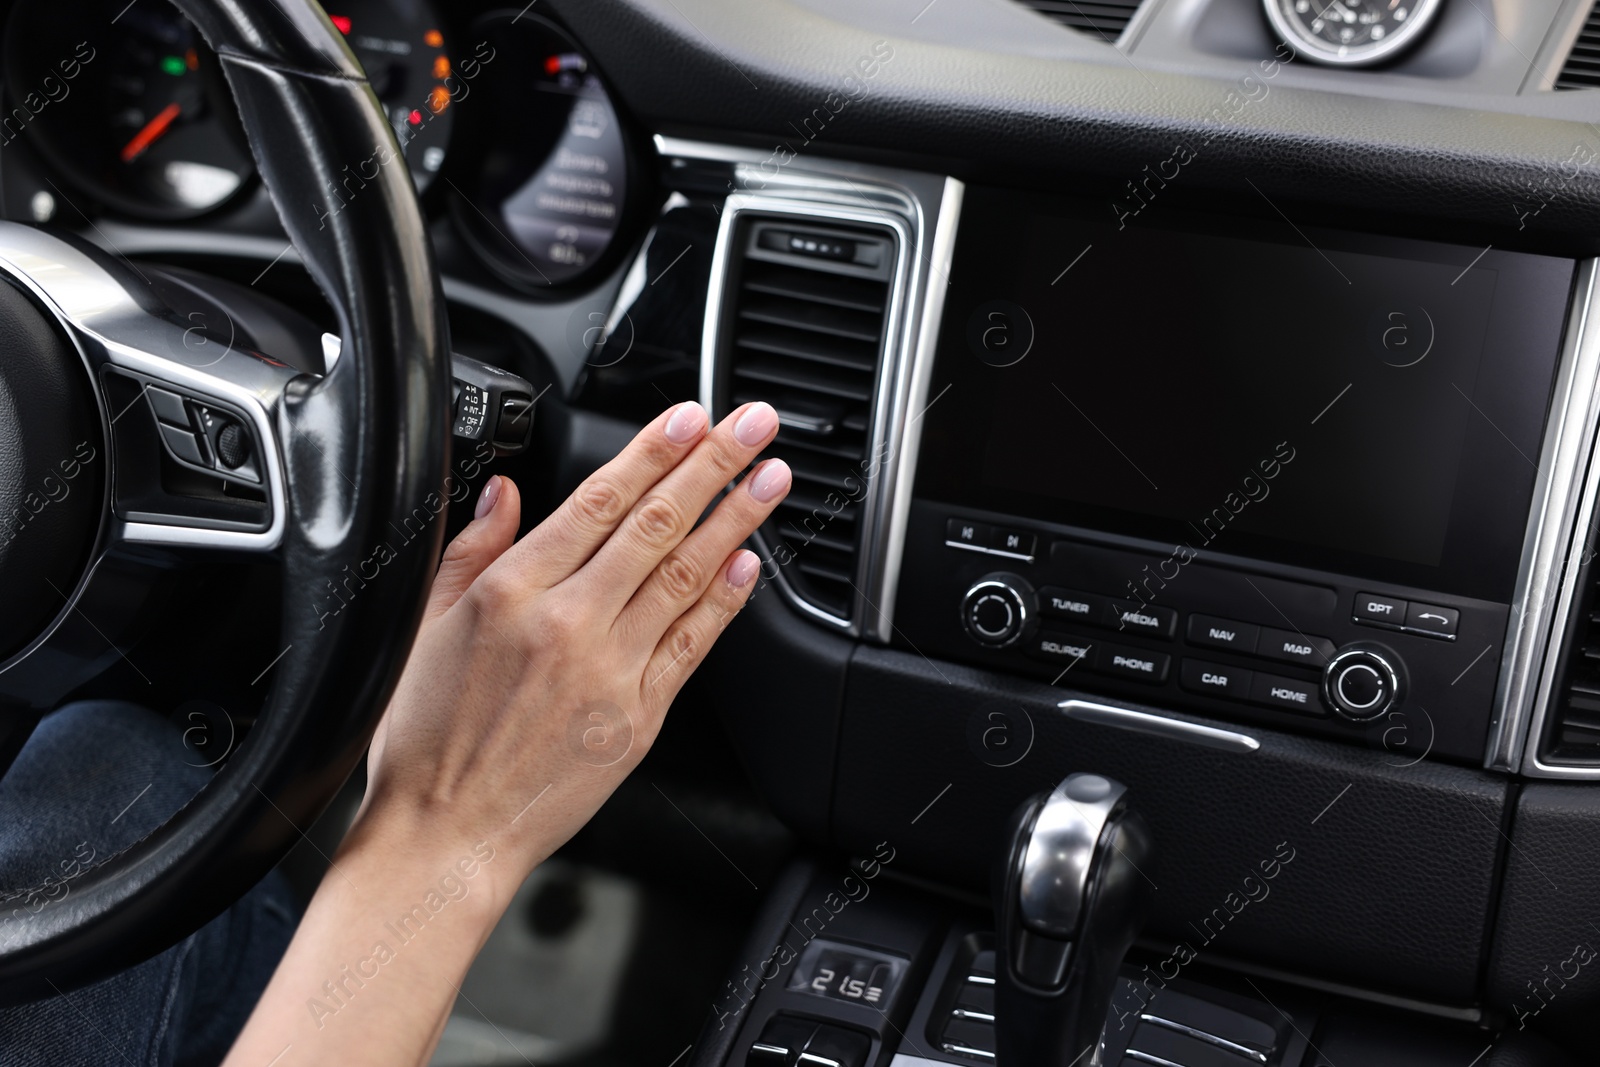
[711, 217, 896, 624]
[1013, 0, 1143, 43]
[1542, 522, 1600, 764]
[1556, 2, 1600, 89]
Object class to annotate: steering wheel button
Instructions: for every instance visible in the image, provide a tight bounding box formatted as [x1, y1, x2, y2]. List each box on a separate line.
[158, 422, 206, 466]
[1403, 602, 1459, 640]
[146, 386, 191, 427]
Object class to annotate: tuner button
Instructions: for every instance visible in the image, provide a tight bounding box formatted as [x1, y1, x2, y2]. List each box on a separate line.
[1322, 645, 1404, 723]
[961, 574, 1033, 648]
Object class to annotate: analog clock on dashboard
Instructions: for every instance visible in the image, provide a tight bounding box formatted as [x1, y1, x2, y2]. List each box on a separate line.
[1262, 0, 1444, 67]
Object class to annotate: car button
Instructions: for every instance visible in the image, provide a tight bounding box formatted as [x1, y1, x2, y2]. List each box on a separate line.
[946, 518, 992, 551]
[1106, 600, 1177, 638]
[1038, 587, 1106, 623]
[1025, 632, 1096, 669]
[1256, 627, 1335, 668]
[1249, 672, 1324, 715]
[1186, 614, 1259, 653]
[1096, 643, 1170, 684]
[1404, 602, 1459, 640]
[989, 527, 1037, 559]
[1180, 659, 1252, 698]
[1354, 592, 1407, 627]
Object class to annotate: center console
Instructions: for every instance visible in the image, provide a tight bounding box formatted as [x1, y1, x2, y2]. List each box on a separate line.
[895, 187, 1577, 764]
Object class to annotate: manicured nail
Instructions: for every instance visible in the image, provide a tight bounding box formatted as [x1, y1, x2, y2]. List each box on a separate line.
[664, 401, 707, 444]
[734, 402, 778, 446]
[725, 549, 760, 588]
[749, 459, 791, 503]
[475, 475, 502, 520]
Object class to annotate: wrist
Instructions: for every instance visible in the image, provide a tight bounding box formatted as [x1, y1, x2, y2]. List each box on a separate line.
[336, 801, 520, 928]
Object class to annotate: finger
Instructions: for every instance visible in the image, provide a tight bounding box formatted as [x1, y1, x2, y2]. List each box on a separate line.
[576, 401, 779, 613]
[615, 458, 791, 641]
[640, 549, 762, 707]
[424, 475, 521, 620]
[499, 400, 710, 589]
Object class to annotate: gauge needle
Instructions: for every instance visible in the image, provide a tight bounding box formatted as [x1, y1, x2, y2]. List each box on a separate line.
[120, 102, 182, 163]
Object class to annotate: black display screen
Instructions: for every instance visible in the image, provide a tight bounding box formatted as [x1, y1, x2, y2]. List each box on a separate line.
[914, 188, 1576, 601]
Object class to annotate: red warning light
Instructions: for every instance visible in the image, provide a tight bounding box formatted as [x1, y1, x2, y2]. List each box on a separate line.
[407, 109, 422, 126]
[544, 54, 561, 74]
[329, 14, 351, 33]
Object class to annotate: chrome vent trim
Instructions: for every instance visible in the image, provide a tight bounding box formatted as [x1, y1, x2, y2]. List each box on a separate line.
[701, 193, 913, 634]
[1491, 260, 1600, 776]
[1556, 1, 1600, 89]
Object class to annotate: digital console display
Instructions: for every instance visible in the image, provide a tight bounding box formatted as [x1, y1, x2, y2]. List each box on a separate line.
[916, 189, 1576, 601]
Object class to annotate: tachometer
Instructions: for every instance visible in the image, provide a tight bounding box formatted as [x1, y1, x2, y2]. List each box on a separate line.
[5, 0, 254, 218]
[1263, 0, 1443, 67]
[324, 0, 455, 192]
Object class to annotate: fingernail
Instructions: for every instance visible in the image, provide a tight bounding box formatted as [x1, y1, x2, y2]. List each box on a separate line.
[664, 401, 707, 444]
[734, 402, 778, 446]
[475, 475, 502, 520]
[725, 549, 760, 588]
[749, 459, 791, 503]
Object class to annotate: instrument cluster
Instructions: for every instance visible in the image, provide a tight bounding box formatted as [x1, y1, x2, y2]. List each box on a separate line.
[2, 0, 637, 293]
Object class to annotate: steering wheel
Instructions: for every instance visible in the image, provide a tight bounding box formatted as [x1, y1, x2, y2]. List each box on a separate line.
[0, 0, 449, 1002]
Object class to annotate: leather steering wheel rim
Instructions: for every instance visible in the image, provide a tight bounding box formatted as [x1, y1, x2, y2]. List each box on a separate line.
[0, 0, 450, 1002]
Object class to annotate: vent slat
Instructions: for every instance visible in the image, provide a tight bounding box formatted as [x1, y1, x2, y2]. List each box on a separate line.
[1557, 2, 1600, 89]
[718, 219, 894, 622]
[1014, 0, 1142, 42]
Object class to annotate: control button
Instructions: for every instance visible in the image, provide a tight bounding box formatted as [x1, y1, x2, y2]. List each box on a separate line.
[1256, 627, 1336, 668]
[1096, 643, 1170, 684]
[1186, 614, 1260, 653]
[146, 387, 191, 426]
[946, 518, 992, 551]
[1354, 592, 1407, 627]
[1249, 672, 1324, 715]
[1404, 602, 1459, 640]
[801, 1025, 872, 1067]
[1038, 586, 1106, 623]
[1025, 631, 1096, 669]
[1180, 659, 1252, 698]
[960, 573, 1032, 648]
[1322, 644, 1405, 722]
[1106, 600, 1177, 638]
[158, 422, 206, 466]
[750, 1016, 818, 1067]
[216, 420, 251, 469]
[988, 527, 1037, 560]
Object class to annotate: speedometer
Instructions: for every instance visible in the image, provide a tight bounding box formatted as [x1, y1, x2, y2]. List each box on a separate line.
[1263, 0, 1444, 67]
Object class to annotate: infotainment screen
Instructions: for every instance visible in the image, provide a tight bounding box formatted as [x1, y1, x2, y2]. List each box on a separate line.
[914, 188, 1576, 601]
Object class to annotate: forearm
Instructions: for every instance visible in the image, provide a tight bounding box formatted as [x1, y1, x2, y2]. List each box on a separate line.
[223, 812, 529, 1067]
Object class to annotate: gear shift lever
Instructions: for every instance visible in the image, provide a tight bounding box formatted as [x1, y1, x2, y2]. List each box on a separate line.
[994, 773, 1154, 1067]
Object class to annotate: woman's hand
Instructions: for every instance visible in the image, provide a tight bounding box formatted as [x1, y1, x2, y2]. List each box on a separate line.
[225, 400, 789, 1066]
[357, 398, 790, 902]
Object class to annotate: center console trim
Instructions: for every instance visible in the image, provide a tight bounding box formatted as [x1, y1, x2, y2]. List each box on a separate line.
[1058, 699, 1262, 754]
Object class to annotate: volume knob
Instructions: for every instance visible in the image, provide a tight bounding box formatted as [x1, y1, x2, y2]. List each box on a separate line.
[1322, 644, 1405, 722]
[961, 573, 1033, 648]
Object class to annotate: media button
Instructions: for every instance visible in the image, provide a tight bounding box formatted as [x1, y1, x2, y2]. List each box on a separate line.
[946, 518, 993, 552]
[1354, 592, 1407, 627]
[1106, 600, 1178, 638]
[1096, 643, 1170, 684]
[1186, 614, 1260, 653]
[1025, 631, 1096, 669]
[989, 527, 1037, 559]
[1249, 672, 1324, 715]
[1404, 602, 1459, 640]
[1256, 627, 1336, 668]
[1039, 587, 1106, 622]
[1180, 659, 1252, 698]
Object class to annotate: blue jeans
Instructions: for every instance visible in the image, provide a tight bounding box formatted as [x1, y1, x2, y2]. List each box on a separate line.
[0, 701, 297, 1065]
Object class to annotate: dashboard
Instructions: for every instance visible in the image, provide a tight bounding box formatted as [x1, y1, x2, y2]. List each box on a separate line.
[18, 0, 1600, 1051]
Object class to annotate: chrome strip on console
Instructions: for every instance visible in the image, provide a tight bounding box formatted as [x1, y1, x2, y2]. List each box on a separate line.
[669, 135, 953, 636]
[1058, 700, 1262, 753]
[1506, 261, 1600, 777]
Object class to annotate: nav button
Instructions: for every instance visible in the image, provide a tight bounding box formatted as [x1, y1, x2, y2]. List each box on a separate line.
[1187, 614, 1260, 653]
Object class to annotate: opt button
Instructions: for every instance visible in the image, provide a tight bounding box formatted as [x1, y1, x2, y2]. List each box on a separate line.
[1354, 592, 1407, 627]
